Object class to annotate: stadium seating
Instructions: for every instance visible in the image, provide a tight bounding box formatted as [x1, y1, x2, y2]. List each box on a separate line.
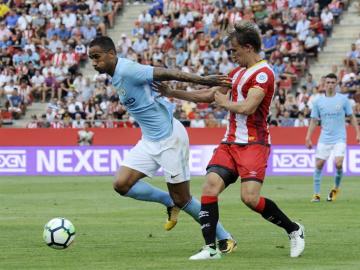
[0, 0, 357, 129]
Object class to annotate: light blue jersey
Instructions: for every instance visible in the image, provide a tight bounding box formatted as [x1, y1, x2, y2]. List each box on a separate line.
[111, 58, 175, 141]
[311, 93, 353, 144]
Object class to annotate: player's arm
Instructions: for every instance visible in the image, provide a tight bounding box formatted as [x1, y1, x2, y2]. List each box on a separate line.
[305, 118, 319, 149]
[153, 67, 231, 88]
[152, 82, 228, 103]
[349, 114, 360, 143]
[344, 98, 360, 143]
[306, 100, 321, 149]
[214, 87, 265, 115]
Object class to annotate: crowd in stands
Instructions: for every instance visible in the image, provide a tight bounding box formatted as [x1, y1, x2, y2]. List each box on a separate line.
[0, 0, 124, 127]
[0, 0, 358, 129]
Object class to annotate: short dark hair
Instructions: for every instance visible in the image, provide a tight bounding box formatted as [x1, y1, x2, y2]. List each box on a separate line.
[228, 21, 261, 53]
[325, 73, 337, 80]
[89, 36, 116, 53]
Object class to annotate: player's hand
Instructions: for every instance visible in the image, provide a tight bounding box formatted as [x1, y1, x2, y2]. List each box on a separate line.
[152, 81, 173, 97]
[305, 137, 312, 149]
[203, 75, 232, 88]
[214, 90, 231, 108]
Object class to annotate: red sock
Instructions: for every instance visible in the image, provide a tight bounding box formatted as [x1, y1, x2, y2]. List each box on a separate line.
[254, 196, 266, 213]
[201, 195, 218, 204]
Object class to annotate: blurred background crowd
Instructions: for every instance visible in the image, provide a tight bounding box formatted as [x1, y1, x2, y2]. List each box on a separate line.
[0, 0, 358, 129]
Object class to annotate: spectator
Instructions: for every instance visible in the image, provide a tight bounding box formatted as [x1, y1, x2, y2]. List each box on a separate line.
[8, 89, 23, 119]
[72, 113, 85, 128]
[304, 31, 320, 59]
[205, 113, 220, 127]
[27, 115, 39, 128]
[294, 112, 309, 127]
[190, 112, 206, 128]
[320, 6, 334, 36]
[280, 110, 295, 127]
[344, 43, 359, 73]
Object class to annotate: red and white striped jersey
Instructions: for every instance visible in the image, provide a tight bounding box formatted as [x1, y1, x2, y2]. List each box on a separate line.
[222, 60, 275, 145]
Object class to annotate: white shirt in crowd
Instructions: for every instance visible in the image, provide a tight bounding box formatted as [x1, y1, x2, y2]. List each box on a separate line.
[294, 118, 309, 127]
[190, 119, 206, 128]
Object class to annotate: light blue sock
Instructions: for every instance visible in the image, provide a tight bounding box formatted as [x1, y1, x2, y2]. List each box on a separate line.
[314, 168, 322, 194]
[124, 180, 174, 207]
[334, 168, 343, 188]
[182, 197, 231, 241]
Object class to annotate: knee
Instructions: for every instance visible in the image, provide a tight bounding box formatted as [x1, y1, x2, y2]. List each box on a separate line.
[202, 176, 222, 197]
[112, 178, 130, 196]
[171, 193, 190, 208]
[241, 193, 258, 209]
[335, 162, 343, 170]
[316, 161, 325, 170]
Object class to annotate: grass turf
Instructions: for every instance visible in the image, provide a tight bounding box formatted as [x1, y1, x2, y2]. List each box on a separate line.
[0, 176, 359, 270]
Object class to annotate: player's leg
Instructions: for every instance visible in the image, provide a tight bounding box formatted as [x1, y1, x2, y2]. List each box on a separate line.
[312, 158, 326, 202]
[113, 140, 174, 208]
[188, 172, 226, 260]
[240, 181, 305, 257]
[113, 166, 172, 207]
[313, 143, 331, 202]
[327, 142, 346, 201]
[167, 180, 232, 239]
[189, 144, 238, 260]
[160, 119, 233, 238]
[236, 144, 305, 258]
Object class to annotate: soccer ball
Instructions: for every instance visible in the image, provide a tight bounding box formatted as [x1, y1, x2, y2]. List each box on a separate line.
[43, 217, 76, 249]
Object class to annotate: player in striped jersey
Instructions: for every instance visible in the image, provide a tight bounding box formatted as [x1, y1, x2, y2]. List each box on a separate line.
[153, 21, 305, 260]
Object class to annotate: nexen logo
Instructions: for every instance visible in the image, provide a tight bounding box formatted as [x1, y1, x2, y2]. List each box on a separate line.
[36, 149, 129, 173]
[272, 149, 315, 173]
[0, 150, 26, 172]
[272, 148, 360, 173]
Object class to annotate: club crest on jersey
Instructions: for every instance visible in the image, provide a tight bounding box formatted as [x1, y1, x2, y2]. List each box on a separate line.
[118, 88, 126, 96]
[256, 72, 268, 83]
[335, 104, 341, 111]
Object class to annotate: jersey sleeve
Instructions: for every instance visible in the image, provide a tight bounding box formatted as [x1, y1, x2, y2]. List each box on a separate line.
[249, 69, 274, 94]
[311, 100, 320, 119]
[344, 97, 353, 116]
[124, 61, 154, 85]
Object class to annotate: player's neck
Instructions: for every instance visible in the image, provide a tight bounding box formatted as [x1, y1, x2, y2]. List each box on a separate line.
[108, 58, 118, 77]
[246, 55, 263, 68]
[325, 90, 336, 97]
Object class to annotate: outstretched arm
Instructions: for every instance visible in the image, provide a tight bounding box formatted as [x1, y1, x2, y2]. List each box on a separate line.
[305, 118, 318, 149]
[153, 67, 231, 87]
[152, 82, 228, 103]
[214, 87, 265, 115]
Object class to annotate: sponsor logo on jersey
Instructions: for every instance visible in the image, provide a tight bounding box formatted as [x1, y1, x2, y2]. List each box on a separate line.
[256, 72, 268, 83]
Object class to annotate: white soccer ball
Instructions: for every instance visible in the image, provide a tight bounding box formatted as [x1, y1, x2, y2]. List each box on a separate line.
[43, 217, 76, 249]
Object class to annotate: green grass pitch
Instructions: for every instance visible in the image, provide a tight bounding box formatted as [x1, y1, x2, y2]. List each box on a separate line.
[0, 176, 359, 270]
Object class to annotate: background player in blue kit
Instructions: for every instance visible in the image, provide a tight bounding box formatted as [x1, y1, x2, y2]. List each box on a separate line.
[305, 73, 360, 202]
[88, 36, 236, 253]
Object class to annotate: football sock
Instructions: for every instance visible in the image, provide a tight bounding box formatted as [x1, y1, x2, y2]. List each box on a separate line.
[182, 197, 231, 241]
[314, 168, 322, 194]
[256, 197, 299, 234]
[334, 168, 343, 188]
[124, 180, 173, 207]
[199, 196, 218, 248]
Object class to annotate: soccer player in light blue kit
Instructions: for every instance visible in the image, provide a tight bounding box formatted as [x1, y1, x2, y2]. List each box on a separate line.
[88, 36, 237, 253]
[305, 73, 360, 202]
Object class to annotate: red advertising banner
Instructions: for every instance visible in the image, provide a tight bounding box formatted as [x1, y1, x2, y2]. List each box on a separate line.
[0, 127, 358, 146]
